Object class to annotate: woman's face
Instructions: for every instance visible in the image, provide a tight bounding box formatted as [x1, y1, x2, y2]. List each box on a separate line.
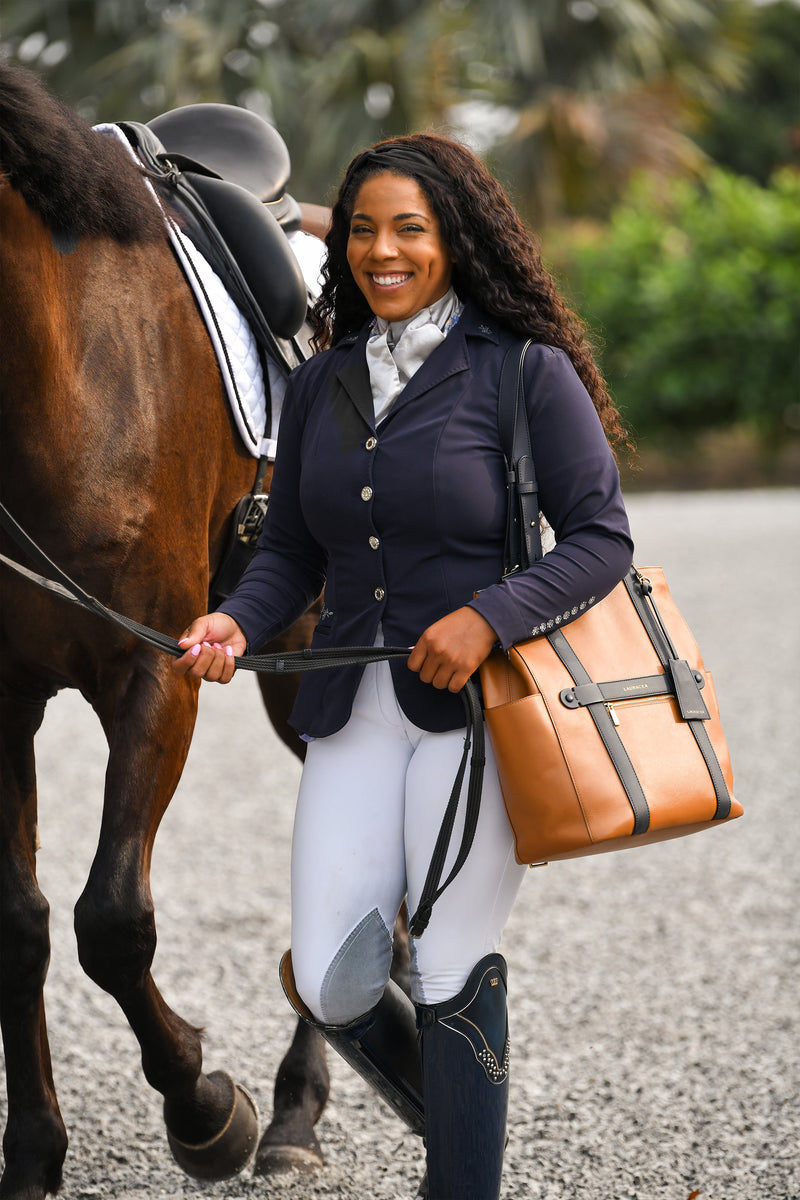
[346, 171, 454, 323]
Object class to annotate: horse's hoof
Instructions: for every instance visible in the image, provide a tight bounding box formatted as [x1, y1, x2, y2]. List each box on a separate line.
[253, 1140, 324, 1177]
[167, 1071, 259, 1181]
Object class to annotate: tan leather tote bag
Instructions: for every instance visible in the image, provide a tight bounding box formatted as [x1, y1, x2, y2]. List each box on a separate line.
[480, 566, 742, 864]
[480, 343, 742, 866]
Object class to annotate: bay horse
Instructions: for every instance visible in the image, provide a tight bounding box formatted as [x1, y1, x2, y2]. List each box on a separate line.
[0, 64, 336, 1198]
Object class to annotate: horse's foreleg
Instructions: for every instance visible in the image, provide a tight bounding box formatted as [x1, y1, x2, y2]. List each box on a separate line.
[72, 668, 256, 1181]
[0, 692, 68, 1200]
[253, 1020, 329, 1175]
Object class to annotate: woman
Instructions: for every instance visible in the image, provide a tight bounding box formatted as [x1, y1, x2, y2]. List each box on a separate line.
[173, 134, 633, 1199]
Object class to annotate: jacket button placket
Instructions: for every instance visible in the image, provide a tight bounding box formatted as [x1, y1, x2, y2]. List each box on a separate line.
[360, 436, 385, 607]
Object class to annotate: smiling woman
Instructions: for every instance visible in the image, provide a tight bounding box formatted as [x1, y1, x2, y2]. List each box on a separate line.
[345, 173, 454, 323]
[172, 132, 634, 1199]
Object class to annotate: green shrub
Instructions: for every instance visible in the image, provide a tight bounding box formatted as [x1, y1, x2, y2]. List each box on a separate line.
[561, 167, 800, 441]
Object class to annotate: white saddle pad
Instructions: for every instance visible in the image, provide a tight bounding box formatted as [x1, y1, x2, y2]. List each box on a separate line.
[94, 123, 324, 459]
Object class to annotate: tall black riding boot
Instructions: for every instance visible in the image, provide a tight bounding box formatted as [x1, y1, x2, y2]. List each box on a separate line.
[415, 954, 509, 1200]
[279, 950, 425, 1137]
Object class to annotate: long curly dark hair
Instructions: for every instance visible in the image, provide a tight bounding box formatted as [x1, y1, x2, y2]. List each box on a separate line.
[310, 132, 630, 452]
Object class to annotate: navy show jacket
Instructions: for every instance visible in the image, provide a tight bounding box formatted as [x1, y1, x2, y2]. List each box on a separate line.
[219, 304, 634, 735]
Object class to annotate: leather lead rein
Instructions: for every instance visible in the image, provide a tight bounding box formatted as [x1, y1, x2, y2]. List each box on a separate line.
[0, 498, 483, 936]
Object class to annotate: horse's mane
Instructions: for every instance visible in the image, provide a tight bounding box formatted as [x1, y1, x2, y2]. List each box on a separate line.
[0, 64, 165, 244]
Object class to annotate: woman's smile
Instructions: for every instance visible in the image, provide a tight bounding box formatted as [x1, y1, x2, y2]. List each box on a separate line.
[346, 172, 454, 322]
[370, 272, 413, 289]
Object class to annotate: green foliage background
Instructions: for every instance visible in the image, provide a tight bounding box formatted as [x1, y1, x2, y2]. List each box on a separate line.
[561, 168, 800, 444]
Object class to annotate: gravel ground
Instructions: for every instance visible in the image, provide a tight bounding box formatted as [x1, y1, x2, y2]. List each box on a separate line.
[1, 488, 798, 1200]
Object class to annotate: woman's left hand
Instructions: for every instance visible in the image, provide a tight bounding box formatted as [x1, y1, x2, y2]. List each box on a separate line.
[407, 607, 499, 692]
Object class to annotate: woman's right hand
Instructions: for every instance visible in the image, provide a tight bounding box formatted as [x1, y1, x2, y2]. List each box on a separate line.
[171, 613, 247, 684]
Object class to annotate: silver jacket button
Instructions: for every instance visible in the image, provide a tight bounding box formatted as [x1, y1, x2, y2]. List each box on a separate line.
[369, 536, 380, 550]
[360, 485, 373, 501]
[365, 436, 377, 450]
[374, 587, 385, 601]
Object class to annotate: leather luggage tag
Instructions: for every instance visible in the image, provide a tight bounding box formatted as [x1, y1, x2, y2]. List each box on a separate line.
[669, 657, 711, 721]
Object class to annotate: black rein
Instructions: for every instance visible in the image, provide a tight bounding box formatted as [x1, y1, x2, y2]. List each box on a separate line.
[0, 499, 485, 936]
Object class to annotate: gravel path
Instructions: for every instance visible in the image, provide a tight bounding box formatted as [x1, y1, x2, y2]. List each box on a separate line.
[1, 488, 797, 1200]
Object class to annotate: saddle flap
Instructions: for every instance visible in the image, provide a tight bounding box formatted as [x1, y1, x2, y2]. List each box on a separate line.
[185, 171, 307, 339]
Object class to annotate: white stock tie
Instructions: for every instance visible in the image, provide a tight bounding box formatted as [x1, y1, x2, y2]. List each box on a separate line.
[366, 289, 462, 424]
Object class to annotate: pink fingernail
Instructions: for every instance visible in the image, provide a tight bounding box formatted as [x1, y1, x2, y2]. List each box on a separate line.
[213, 643, 222, 650]
[225, 646, 233, 657]
[191, 644, 201, 657]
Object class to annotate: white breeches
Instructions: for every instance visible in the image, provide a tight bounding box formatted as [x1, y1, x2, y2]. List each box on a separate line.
[290, 657, 527, 1023]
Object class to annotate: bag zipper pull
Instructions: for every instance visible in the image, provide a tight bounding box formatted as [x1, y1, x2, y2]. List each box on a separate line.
[605, 702, 620, 726]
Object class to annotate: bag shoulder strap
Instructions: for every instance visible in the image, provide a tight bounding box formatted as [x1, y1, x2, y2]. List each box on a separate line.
[498, 340, 543, 574]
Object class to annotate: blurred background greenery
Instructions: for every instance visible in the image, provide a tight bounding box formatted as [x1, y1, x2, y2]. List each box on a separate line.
[2, 0, 798, 485]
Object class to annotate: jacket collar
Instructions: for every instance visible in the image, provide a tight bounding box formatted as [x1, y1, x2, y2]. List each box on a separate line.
[332, 302, 500, 429]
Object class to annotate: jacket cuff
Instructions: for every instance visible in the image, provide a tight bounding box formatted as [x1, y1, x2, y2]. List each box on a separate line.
[468, 587, 528, 651]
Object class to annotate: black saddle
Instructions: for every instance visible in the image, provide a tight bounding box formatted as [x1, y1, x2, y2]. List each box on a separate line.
[147, 102, 303, 230]
[118, 106, 309, 361]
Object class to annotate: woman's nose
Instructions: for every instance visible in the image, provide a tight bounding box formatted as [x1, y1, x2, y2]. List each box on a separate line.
[371, 227, 399, 260]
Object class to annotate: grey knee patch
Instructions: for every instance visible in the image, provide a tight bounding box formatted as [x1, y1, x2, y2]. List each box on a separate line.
[320, 908, 393, 1025]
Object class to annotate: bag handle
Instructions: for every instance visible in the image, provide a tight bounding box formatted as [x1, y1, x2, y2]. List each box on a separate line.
[499, 339, 543, 575]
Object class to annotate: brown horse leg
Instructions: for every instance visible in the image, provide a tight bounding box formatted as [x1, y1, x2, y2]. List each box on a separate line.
[0, 688, 68, 1200]
[71, 663, 256, 1181]
[253, 1020, 329, 1174]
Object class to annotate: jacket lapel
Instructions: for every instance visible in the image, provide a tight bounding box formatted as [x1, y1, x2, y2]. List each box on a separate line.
[329, 328, 374, 452]
[334, 328, 374, 430]
[390, 330, 470, 415]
